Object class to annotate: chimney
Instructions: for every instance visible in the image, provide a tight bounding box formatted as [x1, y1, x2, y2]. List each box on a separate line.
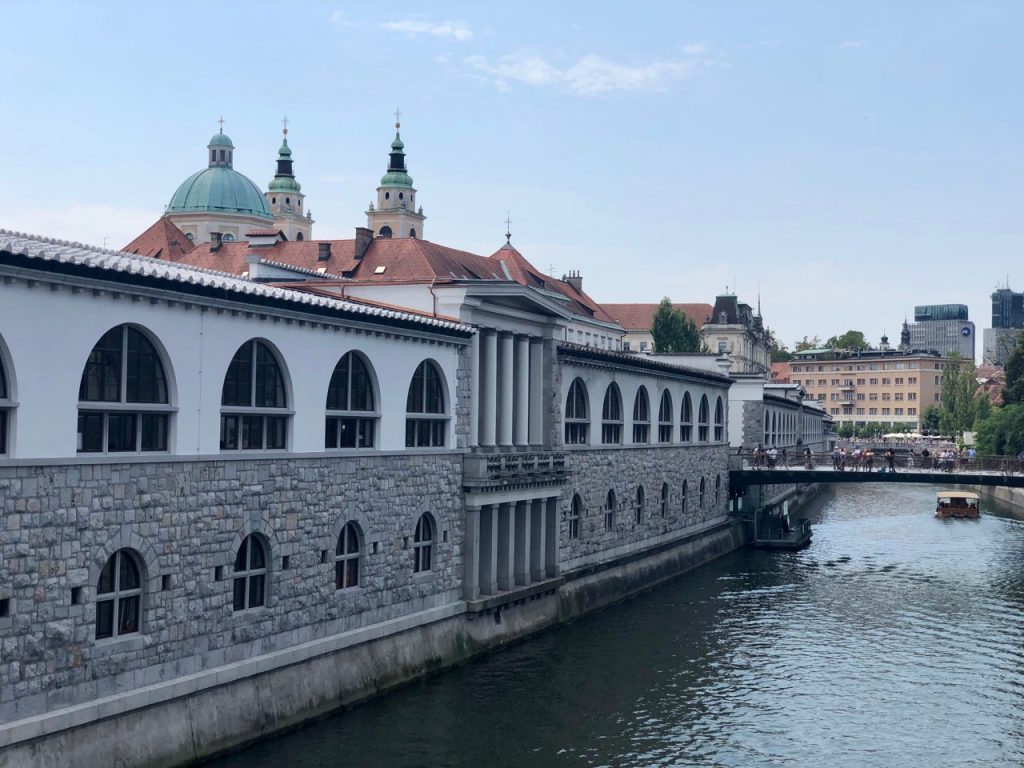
[318, 242, 331, 262]
[354, 227, 373, 260]
[562, 269, 583, 293]
[210, 232, 222, 251]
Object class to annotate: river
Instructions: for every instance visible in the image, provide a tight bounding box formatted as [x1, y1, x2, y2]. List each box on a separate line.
[208, 484, 1024, 768]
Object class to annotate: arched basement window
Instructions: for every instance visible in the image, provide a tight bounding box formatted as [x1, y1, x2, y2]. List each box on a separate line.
[220, 340, 289, 451]
[413, 513, 434, 573]
[78, 325, 170, 453]
[233, 534, 267, 611]
[326, 352, 377, 449]
[661, 482, 669, 517]
[601, 383, 623, 444]
[96, 549, 142, 639]
[681, 480, 688, 515]
[568, 494, 582, 540]
[604, 489, 617, 532]
[0, 349, 10, 455]
[698, 395, 710, 442]
[714, 396, 725, 442]
[632, 386, 650, 444]
[635, 485, 645, 525]
[715, 475, 722, 506]
[657, 390, 673, 443]
[680, 391, 693, 442]
[335, 521, 361, 589]
[699, 477, 706, 509]
[564, 378, 589, 445]
[405, 360, 447, 447]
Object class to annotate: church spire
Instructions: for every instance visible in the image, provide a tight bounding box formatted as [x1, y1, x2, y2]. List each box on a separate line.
[367, 111, 425, 239]
[265, 116, 312, 241]
[269, 115, 300, 192]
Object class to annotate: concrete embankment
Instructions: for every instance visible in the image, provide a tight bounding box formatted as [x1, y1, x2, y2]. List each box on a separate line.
[980, 486, 1024, 518]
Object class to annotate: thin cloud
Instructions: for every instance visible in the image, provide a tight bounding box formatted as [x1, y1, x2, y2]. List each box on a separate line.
[466, 49, 713, 95]
[840, 40, 868, 49]
[380, 19, 473, 41]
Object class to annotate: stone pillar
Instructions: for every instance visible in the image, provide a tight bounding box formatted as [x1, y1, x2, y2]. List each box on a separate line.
[513, 499, 531, 585]
[528, 338, 544, 446]
[479, 505, 498, 595]
[464, 506, 481, 600]
[514, 335, 530, 446]
[497, 502, 515, 590]
[498, 333, 514, 447]
[544, 497, 559, 577]
[529, 498, 546, 581]
[469, 332, 480, 447]
[480, 330, 497, 447]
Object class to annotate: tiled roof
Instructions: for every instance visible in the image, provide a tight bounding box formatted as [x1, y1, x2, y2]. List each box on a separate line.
[602, 302, 714, 331]
[122, 217, 195, 260]
[0, 230, 472, 334]
[353, 238, 507, 282]
[172, 239, 362, 275]
[558, 342, 732, 385]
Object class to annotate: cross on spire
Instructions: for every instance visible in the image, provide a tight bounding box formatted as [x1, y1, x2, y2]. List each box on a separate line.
[218, 116, 224, 133]
[394, 107, 401, 129]
[282, 114, 288, 135]
[504, 211, 512, 244]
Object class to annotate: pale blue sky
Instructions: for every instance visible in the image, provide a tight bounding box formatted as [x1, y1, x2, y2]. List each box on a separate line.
[2, 1, 1021, 351]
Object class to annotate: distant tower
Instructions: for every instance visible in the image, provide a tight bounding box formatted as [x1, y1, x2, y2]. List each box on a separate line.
[900, 319, 911, 350]
[366, 111, 426, 239]
[879, 332, 890, 351]
[265, 116, 313, 241]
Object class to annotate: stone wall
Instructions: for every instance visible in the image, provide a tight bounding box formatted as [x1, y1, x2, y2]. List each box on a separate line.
[0, 452, 463, 723]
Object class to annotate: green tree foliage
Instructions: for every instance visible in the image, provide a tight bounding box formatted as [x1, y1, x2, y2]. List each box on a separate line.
[921, 405, 942, 434]
[975, 404, 1024, 456]
[650, 297, 702, 353]
[794, 335, 822, 352]
[769, 330, 793, 362]
[826, 330, 869, 350]
[974, 394, 991, 424]
[1003, 335, 1024, 406]
[837, 423, 855, 438]
[938, 354, 978, 437]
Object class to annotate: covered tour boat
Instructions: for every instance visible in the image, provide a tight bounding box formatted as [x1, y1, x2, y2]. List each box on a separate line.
[935, 491, 981, 519]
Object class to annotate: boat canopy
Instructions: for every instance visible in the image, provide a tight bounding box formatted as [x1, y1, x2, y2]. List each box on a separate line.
[936, 491, 980, 500]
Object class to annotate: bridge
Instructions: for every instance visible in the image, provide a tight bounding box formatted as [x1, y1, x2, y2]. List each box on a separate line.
[730, 452, 1024, 491]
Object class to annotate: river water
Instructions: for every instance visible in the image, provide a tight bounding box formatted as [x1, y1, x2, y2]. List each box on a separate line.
[209, 484, 1024, 768]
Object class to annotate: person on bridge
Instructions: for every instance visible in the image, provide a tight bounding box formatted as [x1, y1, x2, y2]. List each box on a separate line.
[886, 448, 896, 473]
[804, 447, 814, 470]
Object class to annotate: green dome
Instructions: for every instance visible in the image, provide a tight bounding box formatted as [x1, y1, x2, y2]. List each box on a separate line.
[380, 170, 413, 187]
[168, 166, 272, 218]
[208, 132, 235, 148]
[268, 175, 302, 192]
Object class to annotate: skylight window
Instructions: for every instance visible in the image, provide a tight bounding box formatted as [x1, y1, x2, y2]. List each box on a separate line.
[374, 265, 387, 275]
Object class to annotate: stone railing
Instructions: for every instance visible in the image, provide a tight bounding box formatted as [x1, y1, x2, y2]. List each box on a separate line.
[464, 451, 568, 484]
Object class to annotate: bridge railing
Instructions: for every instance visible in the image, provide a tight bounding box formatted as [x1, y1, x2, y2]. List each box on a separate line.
[733, 451, 1024, 476]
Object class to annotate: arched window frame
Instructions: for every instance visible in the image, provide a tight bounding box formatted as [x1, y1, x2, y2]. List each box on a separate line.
[634, 485, 645, 525]
[325, 352, 378, 449]
[604, 489, 617, 532]
[564, 378, 590, 445]
[78, 325, 172, 454]
[680, 391, 693, 442]
[405, 360, 448, 448]
[764, 411, 770, 447]
[335, 521, 361, 590]
[660, 482, 669, 517]
[715, 475, 722, 506]
[698, 395, 710, 442]
[220, 339, 290, 451]
[96, 549, 142, 640]
[714, 396, 725, 442]
[413, 513, 435, 573]
[233, 534, 268, 611]
[379, 225, 393, 238]
[657, 390, 673, 443]
[0, 346, 11, 456]
[699, 477, 706, 509]
[601, 383, 623, 445]
[681, 479, 688, 516]
[568, 494, 582, 540]
[632, 386, 650, 444]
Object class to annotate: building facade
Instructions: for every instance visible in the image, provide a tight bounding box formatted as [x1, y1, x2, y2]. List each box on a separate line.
[907, 303, 974, 359]
[983, 286, 1024, 365]
[601, 302, 713, 353]
[700, 293, 771, 375]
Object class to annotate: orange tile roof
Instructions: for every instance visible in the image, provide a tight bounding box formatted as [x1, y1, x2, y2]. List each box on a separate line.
[173, 239, 360, 275]
[771, 362, 792, 382]
[602, 302, 713, 331]
[122, 217, 195, 260]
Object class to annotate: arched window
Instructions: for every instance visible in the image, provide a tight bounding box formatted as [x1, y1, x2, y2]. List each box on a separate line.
[714, 396, 725, 442]
[96, 549, 142, 639]
[222, 233, 236, 243]
[698, 395, 710, 442]
[413, 513, 434, 573]
[680, 392, 693, 442]
[78, 325, 170, 453]
[634, 485, 645, 525]
[601, 383, 623, 444]
[185, 232, 194, 242]
[715, 475, 722, 506]
[335, 522, 361, 589]
[632, 386, 650, 444]
[660, 482, 669, 517]
[296, 232, 304, 241]
[657, 390, 673, 443]
[681, 480, 688, 516]
[699, 477, 706, 509]
[0, 350, 10, 456]
[379, 225, 393, 238]
[568, 494, 582, 540]
[604, 489, 616, 532]
[220, 340, 288, 451]
[406, 360, 447, 447]
[564, 378, 589, 445]
[764, 412, 770, 447]
[409, 228, 417, 239]
[233, 534, 267, 611]
[326, 352, 377, 449]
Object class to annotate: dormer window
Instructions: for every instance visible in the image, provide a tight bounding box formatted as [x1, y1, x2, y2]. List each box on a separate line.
[720, 312, 727, 323]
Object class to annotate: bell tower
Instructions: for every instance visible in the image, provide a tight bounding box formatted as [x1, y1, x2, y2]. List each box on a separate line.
[366, 111, 426, 239]
[265, 116, 313, 241]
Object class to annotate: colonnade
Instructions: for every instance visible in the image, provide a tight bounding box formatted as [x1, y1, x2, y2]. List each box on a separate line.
[464, 496, 559, 600]
[476, 330, 544, 448]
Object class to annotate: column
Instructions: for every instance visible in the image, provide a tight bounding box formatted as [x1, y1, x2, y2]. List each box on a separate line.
[480, 330, 497, 447]
[479, 505, 498, 595]
[529, 498, 546, 581]
[496, 502, 515, 590]
[514, 500, 531, 586]
[544, 497, 559, 577]
[528, 339, 544, 446]
[498, 333, 514, 447]
[464, 506, 481, 601]
[514, 336, 530, 446]
[469, 332, 480, 447]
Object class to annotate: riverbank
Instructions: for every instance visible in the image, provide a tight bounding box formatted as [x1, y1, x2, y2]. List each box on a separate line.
[979, 485, 1024, 517]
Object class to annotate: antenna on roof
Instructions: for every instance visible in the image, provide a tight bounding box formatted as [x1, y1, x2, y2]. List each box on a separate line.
[504, 211, 512, 245]
[757, 284, 762, 316]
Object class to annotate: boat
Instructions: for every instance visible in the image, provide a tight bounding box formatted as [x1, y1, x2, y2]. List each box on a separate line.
[935, 491, 981, 519]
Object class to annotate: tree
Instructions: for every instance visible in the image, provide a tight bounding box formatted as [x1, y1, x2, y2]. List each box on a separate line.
[938, 354, 978, 437]
[1003, 335, 1024, 406]
[975, 404, 1024, 456]
[921, 405, 942, 434]
[650, 297, 702, 353]
[769, 330, 793, 362]
[793, 336, 822, 353]
[826, 330, 869, 350]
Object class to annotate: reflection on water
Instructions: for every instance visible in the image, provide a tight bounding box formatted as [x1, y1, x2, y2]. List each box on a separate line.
[210, 484, 1024, 768]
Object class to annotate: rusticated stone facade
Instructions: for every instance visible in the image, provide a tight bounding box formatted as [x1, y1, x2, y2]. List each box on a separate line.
[0, 452, 463, 723]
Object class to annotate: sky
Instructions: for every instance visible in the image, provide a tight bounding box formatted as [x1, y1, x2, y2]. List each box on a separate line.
[2, 1, 1022, 354]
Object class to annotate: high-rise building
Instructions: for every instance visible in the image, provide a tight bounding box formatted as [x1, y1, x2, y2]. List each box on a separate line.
[983, 286, 1024, 365]
[907, 303, 974, 359]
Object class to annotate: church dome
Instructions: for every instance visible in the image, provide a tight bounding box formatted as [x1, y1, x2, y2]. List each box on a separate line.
[208, 132, 235, 148]
[168, 167, 273, 218]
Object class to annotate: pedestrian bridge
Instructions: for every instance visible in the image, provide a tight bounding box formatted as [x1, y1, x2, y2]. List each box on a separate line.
[730, 453, 1024, 491]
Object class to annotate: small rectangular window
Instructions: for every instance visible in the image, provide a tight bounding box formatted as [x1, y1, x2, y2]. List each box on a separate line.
[281, 555, 290, 571]
[214, 566, 224, 582]
[161, 575, 172, 591]
[71, 587, 84, 605]
[0, 598, 9, 617]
